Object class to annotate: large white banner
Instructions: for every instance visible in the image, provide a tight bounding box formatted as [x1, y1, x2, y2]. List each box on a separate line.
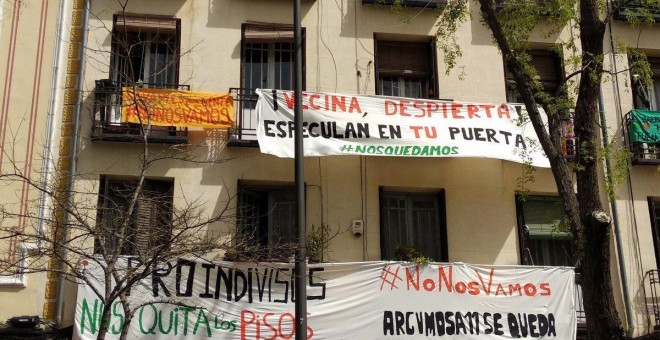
[256, 89, 550, 168]
[75, 260, 576, 339]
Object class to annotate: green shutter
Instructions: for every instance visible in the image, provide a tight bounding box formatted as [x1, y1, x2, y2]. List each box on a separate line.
[522, 196, 570, 238]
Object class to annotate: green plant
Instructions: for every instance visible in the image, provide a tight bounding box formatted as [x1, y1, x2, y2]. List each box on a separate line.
[394, 245, 433, 264]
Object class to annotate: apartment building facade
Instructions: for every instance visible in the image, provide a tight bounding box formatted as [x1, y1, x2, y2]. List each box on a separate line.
[1, 0, 660, 338]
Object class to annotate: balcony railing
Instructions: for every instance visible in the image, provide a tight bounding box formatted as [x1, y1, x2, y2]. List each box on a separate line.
[362, 0, 444, 8]
[625, 110, 660, 165]
[561, 117, 577, 159]
[91, 79, 189, 144]
[646, 270, 660, 331]
[575, 272, 587, 339]
[614, 0, 660, 23]
[228, 88, 259, 147]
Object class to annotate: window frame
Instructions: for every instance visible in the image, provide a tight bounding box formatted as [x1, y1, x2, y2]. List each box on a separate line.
[110, 14, 182, 88]
[236, 181, 305, 257]
[94, 176, 174, 256]
[378, 188, 448, 261]
[504, 49, 564, 103]
[515, 194, 575, 266]
[239, 23, 306, 93]
[373, 36, 439, 99]
[631, 56, 660, 111]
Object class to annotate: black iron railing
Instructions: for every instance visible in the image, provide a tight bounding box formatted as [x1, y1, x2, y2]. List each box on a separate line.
[646, 269, 660, 331]
[91, 79, 189, 144]
[361, 0, 444, 8]
[614, 0, 660, 23]
[624, 110, 660, 165]
[228, 88, 259, 147]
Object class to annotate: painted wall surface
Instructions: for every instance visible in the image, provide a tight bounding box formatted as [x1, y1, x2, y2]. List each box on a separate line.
[0, 0, 64, 322]
[1, 0, 659, 337]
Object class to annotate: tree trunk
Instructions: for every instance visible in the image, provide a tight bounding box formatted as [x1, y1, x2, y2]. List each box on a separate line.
[574, 1, 626, 337]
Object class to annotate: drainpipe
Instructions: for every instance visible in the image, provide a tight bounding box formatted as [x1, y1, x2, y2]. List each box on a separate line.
[599, 90, 634, 337]
[37, 0, 69, 241]
[54, 0, 89, 327]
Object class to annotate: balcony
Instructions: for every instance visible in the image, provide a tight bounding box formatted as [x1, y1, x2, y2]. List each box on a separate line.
[228, 88, 259, 147]
[362, 0, 445, 8]
[614, 0, 660, 23]
[561, 117, 577, 159]
[91, 80, 189, 144]
[645, 270, 660, 331]
[625, 110, 660, 165]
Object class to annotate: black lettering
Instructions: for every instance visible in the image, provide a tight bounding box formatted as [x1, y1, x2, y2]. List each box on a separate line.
[264, 120, 276, 137]
[152, 260, 172, 297]
[175, 259, 195, 297]
[383, 311, 394, 335]
[528, 314, 539, 337]
[494, 313, 504, 336]
[199, 263, 215, 298]
[308, 268, 326, 300]
[449, 127, 460, 140]
[508, 313, 520, 338]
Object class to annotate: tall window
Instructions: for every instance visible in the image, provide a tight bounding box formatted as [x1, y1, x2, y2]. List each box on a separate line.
[111, 15, 180, 88]
[375, 39, 438, 99]
[648, 199, 660, 269]
[516, 195, 575, 266]
[380, 190, 447, 261]
[632, 57, 660, 111]
[95, 177, 174, 257]
[505, 50, 563, 103]
[241, 23, 306, 93]
[237, 183, 298, 258]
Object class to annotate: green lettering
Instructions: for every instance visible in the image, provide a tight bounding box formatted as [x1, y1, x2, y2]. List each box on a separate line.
[80, 298, 99, 334]
[193, 308, 212, 336]
[158, 310, 174, 334]
[139, 304, 157, 334]
[110, 301, 124, 334]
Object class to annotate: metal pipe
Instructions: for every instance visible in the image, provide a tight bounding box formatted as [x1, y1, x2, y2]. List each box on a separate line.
[599, 89, 634, 337]
[293, 0, 307, 339]
[55, 0, 89, 327]
[37, 0, 69, 240]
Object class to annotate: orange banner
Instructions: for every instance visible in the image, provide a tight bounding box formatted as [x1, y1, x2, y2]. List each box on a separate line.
[121, 88, 234, 128]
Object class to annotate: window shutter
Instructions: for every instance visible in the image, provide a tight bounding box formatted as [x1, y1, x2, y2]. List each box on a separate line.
[134, 195, 156, 256]
[243, 23, 294, 43]
[376, 41, 430, 77]
[522, 196, 568, 237]
[114, 14, 178, 33]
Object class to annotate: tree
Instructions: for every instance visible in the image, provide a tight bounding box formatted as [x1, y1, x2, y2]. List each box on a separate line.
[390, 0, 660, 338]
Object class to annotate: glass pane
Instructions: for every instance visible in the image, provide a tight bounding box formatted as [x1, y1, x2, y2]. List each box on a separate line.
[379, 76, 398, 97]
[269, 190, 296, 246]
[652, 79, 660, 111]
[274, 42, 293, 90]
[410, 197, 439, 260]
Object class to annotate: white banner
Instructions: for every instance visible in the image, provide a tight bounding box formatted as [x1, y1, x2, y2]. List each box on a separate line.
[256, 89, 550, 167]
[74, 260, 576, 339]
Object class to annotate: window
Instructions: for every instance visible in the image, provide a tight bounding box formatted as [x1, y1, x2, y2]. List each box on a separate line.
[632, 57, 660, 111]
[648, 199, 660, 270]
[237, 183, 298, 258]
[95, 177, 174, 256]
[111, 14, 180, 88]
[375, 39, 438, 99]
[505, 50, 563, 103]
[516, 195, 575, 266]
[380, 190, 447, 261]
[233, 23, 305, 142]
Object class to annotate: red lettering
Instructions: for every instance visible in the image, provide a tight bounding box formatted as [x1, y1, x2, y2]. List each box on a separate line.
[309, 94, 321, 110]
[400, 100, 410, 117]
[476, 268, 495, 295]
[262, 313, 278, 340]
[467, 104, 480, 118]
[540, 283, 551, 296]
[498, 104, 511, 118]
[438, 266, 453, 292]
[349, 97, 362, 113]
[240, 310, 258, 339]
[426, 102, 440, 117]
[279, 313, 296, 339]
[406, 267, 420, 291]
[451, 103, 464, 119]
[283, 92, 295, 110]
[480, 104, 495, 118]
[385, 100, 398, 115]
